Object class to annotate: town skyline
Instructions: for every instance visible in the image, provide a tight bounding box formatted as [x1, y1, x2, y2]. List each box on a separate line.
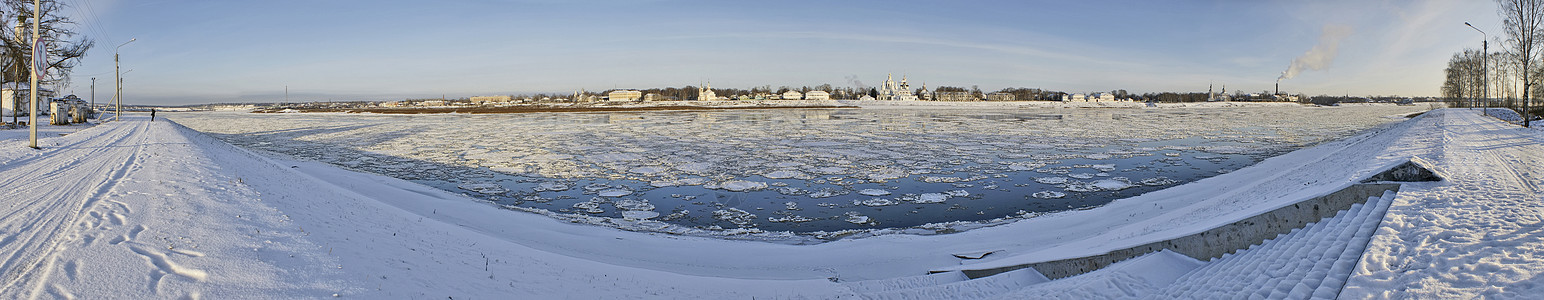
[60, 0, 1498, 105]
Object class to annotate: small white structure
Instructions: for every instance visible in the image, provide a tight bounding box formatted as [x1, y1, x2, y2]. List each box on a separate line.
[1064, 93, 1087, 102]
[608, 90, 642, 101]
[2, 83, 55, 118]
[782, 91, 803, 100]
[805, 90, 830, 100]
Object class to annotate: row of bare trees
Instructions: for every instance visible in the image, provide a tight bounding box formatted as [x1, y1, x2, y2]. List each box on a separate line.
[1449, 0, 1544, 126]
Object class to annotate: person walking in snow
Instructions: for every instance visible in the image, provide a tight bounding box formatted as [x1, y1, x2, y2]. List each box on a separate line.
[151, 109, 156, 121]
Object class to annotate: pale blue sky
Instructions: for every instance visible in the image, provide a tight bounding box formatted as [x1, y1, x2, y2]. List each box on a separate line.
[60, 0, 1500, 105]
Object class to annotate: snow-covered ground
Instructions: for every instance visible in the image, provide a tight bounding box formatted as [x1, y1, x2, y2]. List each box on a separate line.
[0, 107, 1538, 298]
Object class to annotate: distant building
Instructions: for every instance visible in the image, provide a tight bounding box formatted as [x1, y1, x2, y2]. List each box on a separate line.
[1094, 93, 1115, 101]
[470, 95, 512, 105]
[643, 93, 663, 101]
[877, 74, 918, 101]
[986, 92, 1016, 101]
[1, 83, 55, 117]
[936, 91, 972, 102]
[608, 90, 642, 101]
[1207, 84, 1229, 102]
[698, 81, 717, 101]
[859, 95, 876, 101]
[805, 90, 831, 100]
[1064, 93, 1087, 102]
[782, 90, 803, 100]
[420, 100, 447, 106]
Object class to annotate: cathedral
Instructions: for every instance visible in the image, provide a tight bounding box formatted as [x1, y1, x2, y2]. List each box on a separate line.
[878, 74, 918, 101]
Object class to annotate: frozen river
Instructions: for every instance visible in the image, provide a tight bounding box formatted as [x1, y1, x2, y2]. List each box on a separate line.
[170, 105, 1426, 241]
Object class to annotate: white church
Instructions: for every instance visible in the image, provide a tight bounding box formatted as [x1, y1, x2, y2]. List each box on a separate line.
[877, 74, 918, 101]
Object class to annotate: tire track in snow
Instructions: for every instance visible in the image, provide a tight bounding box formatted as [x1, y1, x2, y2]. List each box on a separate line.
[0, 119, 152, 298]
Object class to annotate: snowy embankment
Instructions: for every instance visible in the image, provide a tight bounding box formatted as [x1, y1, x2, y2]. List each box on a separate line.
[3, 108, 1538, 298]
[0, 117, 843, 298]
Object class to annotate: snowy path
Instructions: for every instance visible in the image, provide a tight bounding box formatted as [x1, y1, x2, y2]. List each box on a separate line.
[0, 117, 847, 298]
[0, 120, 150, 298]
[1341, 110, 1544, 298]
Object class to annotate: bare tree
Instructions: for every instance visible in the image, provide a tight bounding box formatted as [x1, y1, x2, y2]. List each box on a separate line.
[1, 0, 93, 91]
[1500, 0, 1544, 126]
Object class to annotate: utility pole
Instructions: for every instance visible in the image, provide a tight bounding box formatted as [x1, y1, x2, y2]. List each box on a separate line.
[28, 0, 40, 149]
[90, 77, 95, 120]
[115, 38, 135, 122]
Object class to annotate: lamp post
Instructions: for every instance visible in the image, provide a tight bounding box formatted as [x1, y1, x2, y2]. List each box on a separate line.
[114, 38, 135, 122]
[1466, 22, 1488, 116]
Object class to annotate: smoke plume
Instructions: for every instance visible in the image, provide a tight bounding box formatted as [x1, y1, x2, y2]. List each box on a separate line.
[1278, 24, 1354, 81]
[845, 75, 866, 90]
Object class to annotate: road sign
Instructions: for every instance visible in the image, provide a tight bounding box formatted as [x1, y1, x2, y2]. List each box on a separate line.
[32, 37, 44, 80]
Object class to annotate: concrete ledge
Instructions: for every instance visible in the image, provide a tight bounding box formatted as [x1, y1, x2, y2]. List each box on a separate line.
[960, 183, 1402, 279]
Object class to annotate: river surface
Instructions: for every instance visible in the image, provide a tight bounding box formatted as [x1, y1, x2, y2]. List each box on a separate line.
[170, 105, 1426, 240]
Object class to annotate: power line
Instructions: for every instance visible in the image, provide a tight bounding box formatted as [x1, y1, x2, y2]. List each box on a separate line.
[67, 0, 112, 44]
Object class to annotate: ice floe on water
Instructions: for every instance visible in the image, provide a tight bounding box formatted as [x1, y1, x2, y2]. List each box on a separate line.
[1090, 178, 1138, 191]
[857, 188, 891, 196]
[457, 182, 508, 195]
[915, 193, 950, 204]
[719, 180, 768, 192]
[1032, 191, 1067, 199]
[171, 106, 1427, 242]
[596, 188, 633, 197]
[844, 212, 874, 225]
[713, 208, 757, 227]
[762, 170, 807, 179]
[1035, 177, 1069, 184]
[856, 198, 899, 207]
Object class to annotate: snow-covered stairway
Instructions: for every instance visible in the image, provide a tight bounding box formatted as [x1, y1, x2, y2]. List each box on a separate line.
[841, 268, 1049, 299]
[1146, 189, 1396, 299]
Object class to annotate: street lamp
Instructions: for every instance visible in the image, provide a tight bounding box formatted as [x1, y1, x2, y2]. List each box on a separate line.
[1466, 22, 1488, 115]
[115, 38, 135, 122]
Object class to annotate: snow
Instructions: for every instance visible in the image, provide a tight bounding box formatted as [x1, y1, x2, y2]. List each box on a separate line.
[1148, 190, 1396, 299]
[1339, 109, 1544, 298]
[717, 180, 768, 192]
[6, 107, 1542, 298]
[916, 193, 950, 203]
[858, 188, 892, 196]
[991, 250, 1203, 299]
